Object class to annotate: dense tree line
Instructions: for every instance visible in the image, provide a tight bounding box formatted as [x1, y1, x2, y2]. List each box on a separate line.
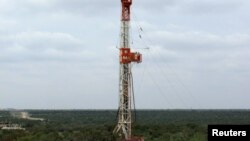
[1, 110, 250, 141]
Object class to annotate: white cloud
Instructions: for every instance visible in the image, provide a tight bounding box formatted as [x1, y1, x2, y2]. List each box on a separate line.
[150, 31, 250, 50]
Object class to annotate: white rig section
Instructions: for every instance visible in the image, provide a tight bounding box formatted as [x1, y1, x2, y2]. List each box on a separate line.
[113, 21, 132, 139]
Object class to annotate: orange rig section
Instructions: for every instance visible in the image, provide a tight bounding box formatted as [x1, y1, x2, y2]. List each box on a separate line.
[120, 48, 142, 64]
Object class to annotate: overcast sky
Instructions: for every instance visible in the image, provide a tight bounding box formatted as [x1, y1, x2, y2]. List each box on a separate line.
[0, 0, 250, 109]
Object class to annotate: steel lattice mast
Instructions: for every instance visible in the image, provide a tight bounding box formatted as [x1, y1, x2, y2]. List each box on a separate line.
[113, 0, 142, 140]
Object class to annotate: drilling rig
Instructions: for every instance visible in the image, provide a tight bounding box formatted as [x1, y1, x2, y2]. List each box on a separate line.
[113, 0, 144, 141]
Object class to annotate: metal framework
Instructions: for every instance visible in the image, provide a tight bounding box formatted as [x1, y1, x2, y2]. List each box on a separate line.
[113, 0, 142, 141]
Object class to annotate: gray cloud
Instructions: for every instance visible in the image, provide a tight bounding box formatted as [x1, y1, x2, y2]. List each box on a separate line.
[0, 0, 250, 109]
[178, 0, 244, 14]
[0, 31, 95, 63]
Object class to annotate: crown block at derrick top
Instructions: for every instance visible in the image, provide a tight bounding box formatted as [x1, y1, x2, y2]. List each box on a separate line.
[122, 0, 132, 5]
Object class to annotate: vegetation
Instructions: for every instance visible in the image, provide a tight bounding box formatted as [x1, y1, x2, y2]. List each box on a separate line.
[1, 110, 250, 141]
